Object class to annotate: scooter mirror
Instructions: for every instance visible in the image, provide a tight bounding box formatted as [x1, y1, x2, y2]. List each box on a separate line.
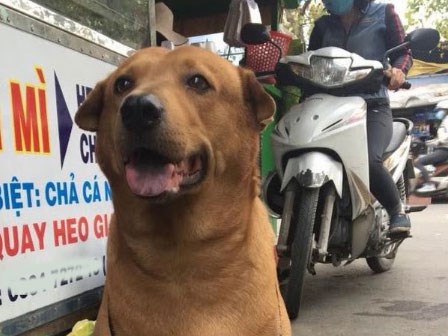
[240, 23, 271, 45]
[405, 28, 440, 51]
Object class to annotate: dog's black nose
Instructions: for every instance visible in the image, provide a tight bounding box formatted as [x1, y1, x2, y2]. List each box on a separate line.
[121, 94, 164, 131]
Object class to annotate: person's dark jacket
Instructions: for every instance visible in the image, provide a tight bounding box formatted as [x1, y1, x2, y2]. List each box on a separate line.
[309, 2, 412, 102]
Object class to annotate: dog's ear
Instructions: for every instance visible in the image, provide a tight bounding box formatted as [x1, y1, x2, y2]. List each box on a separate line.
[75, 80, 106, 132]
[240, 68, 275, 130]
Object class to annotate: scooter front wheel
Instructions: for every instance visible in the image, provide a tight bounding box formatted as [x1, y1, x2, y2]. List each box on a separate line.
[283, 187, 319, 320]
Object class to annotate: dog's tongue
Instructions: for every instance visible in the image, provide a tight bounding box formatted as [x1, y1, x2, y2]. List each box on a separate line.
[125, 162, 182, 197]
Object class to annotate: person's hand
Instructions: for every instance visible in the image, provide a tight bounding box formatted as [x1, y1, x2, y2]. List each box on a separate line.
[426, 138, 440, 147]
[384, 67, 406, 90]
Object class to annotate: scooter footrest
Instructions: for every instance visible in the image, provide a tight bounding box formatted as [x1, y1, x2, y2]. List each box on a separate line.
[405, 204, 427, 213]
[388, 231, 412, 239]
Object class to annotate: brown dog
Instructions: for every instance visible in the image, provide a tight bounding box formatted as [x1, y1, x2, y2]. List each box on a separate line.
[75, 46, 290, 336]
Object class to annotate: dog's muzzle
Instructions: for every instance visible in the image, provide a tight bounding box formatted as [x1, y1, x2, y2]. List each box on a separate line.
[119, 93, 207, 199]
[121, 94, 164, 131]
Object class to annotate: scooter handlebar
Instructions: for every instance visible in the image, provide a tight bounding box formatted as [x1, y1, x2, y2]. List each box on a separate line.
[385, 77, 412, 91]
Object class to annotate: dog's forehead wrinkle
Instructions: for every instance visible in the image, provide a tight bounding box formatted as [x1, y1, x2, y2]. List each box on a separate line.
[128, 47, 168, 64]
[163, 49, 238, 84]
[114, 54, 167, 85]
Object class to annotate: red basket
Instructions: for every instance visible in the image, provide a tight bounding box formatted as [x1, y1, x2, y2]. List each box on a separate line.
[245, 31, 292, 74]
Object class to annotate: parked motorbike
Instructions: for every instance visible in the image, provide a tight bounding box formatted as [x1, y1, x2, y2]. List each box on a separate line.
[412, 100, 448, 200]
[241, 24, 439, 319]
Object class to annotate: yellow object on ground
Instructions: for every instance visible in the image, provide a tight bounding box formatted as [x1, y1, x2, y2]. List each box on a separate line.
[408, 59, 448, 77]
[67, 319, 95, 336]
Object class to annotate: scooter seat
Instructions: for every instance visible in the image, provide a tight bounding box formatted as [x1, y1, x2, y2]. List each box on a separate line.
[383, 121, 407, 159]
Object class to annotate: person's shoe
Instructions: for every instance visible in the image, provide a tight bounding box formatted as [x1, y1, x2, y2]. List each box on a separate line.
[416, 182, 436, 193]
[389, 213, 411, 235]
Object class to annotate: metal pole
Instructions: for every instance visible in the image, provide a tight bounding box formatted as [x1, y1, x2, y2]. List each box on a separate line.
[147, 0, 156, 46]
[271, 0, 279, 31]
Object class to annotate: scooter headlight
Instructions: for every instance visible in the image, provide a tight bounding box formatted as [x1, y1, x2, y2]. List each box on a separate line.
[289, 56, 372, 87]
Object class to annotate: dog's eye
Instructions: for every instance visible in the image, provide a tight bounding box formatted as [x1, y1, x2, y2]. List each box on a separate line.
[114, 76, 134, 94]
[187, 75, 210, 92]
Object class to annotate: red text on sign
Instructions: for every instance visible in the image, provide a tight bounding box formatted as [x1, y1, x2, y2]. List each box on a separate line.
[0, 222, 46, 260]
[9, 67, 50, 154]
[53, 217, 89, 246]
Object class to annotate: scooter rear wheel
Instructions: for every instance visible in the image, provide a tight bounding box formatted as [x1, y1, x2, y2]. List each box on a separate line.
[366, 248, 396, 273]
[366, 174, 407, 273]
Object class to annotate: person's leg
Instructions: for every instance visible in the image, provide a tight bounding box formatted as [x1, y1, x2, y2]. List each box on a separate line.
[414, 153, 434, 183]
[435, 148, 448, 163]
[414, 149, 448, 191]
[426, 148, 448, 166]
[366, 102, 410, 233]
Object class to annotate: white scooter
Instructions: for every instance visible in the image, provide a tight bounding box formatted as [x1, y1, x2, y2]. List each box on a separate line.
[241, 24, 439, 320]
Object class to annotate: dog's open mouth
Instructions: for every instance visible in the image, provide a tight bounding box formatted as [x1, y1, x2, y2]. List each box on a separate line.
[124, 149, 206, 198]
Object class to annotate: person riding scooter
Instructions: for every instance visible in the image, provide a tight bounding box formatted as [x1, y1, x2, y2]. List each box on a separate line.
[241, 14, 439, 319]
[414, 101, 448, 192]
[308, 0, 413, 234]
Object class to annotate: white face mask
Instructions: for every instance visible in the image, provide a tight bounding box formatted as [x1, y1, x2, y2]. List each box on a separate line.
[323, 0, 354, 16]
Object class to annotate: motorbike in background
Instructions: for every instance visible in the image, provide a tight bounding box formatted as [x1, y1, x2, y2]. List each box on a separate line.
[412, 100, 448, 200]
[241, 24, 439, 319]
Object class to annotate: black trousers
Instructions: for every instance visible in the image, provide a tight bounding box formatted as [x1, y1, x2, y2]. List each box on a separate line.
[366, 101, 402, 215]
[414, 148, 448, 182]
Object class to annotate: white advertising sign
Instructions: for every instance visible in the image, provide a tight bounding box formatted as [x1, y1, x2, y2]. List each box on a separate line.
[0, 24, 115, 322]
